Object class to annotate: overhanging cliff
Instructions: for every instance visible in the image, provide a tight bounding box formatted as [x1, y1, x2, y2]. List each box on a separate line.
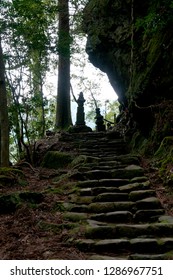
[83, 0, 173, 115]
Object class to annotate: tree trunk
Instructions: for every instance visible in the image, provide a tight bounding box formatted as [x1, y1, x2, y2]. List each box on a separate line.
[55, 0, 72, 130]
[0, 37, 9, 167]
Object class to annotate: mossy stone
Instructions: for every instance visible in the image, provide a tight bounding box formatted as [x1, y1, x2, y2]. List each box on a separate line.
[112, 165, 144, 179]
[41, 151, 74, 169]
[129, 190, 155, 201]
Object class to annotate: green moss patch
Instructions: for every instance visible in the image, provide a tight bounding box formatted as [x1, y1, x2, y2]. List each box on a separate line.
[41, 151, 74, 169]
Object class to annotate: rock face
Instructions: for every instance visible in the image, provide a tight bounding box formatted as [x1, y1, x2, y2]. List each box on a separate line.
[83, 0, 173, 138]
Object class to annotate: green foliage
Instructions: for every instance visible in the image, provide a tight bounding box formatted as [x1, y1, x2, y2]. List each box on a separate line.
[135, 1, 173, 34]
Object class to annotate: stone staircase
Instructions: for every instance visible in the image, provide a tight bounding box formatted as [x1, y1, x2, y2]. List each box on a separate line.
[60, 132, 173, 260]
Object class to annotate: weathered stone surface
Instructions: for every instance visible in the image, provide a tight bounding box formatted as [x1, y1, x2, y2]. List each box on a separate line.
[94, 192, 129, 202]
[99, 179, 129, 186]
[69, 195, 94, 204]
[134, 209, 165, 222]
[76, 239, 95, 252]
[85, 225, 115, 239]
[136, 197, 162, 210]
[90, 211, 133, 223]
[119, 182, 150, 192]
[70, 204, 89, 212]
[91, 187, 120, 196]
[76, 180, 99, 188]
[95, 239, 130, 252]
[83, 170, 111, 180]
[86, 223, 173, 239]
[111, 165, 144, 179]
[129, 190, 156, 201]
[79, 188, 92, 196]
[130, 238, 159, 253]
[131, 176, 148, 183]
[88, 202, 135, 213]
[158, 215, 173, 224]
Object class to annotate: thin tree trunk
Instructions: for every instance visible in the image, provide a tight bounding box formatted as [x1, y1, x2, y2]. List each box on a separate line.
[0, 37, 9, 167]
[56, 0, 72, 130]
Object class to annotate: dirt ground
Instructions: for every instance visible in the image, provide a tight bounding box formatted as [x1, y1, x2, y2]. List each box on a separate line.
[0, 166, 91, 260]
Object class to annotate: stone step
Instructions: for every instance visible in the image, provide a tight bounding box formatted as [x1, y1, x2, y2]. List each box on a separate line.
[82, 165, 144, 180]
[90, 211, 133, 223]
[87, 201, 135, 213]
[76, 237, 173, 255]
[90, 209, 166, 224]
[78, 142, 126, 149]
[134, 209, 165, 222]
[85, 222, 173, 239]
[80, 164, 125, 171]
[79, 180, 149, 196]
[129, 190, 156, 201]
[76, 179, 130, 189]
[100, 155, 140, 165]
[93, 192, 129, 202]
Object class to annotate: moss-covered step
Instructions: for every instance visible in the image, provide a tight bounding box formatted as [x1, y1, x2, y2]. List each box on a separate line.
[85, 223, 173, 239]
[135, 197, 162, 210]
[83, 170, 112, 180]
[63, 212, 88, 222]
[88, 201, 135, 213]
[129, 190, 156, 201]
[68, 194, 94, 204]
[90, 211, 133, 223]
[93, 192, 129, 202]
[119, 181, 150, 192]
[91, 187, 121, 196]
[130, 238, 173, 254]
[76, 179, 129, 188]
[76, 237, 173, 256]
[76, 238, 130, 253]
[111, 165, 144, 179]
[102, 155, 139, 165]
[134, 209, 165, 222]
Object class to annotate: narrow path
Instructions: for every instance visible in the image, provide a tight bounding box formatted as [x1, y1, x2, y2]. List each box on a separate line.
[1, 131, 173, 259]
[59, 131, 173, 260]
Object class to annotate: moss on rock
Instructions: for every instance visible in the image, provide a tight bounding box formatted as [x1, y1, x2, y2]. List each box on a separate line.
[41, 151, 74, 169]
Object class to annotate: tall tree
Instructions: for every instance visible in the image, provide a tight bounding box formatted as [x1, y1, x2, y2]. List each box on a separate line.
[0, 37, 9, 167]
[55, 0, 72, 130]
